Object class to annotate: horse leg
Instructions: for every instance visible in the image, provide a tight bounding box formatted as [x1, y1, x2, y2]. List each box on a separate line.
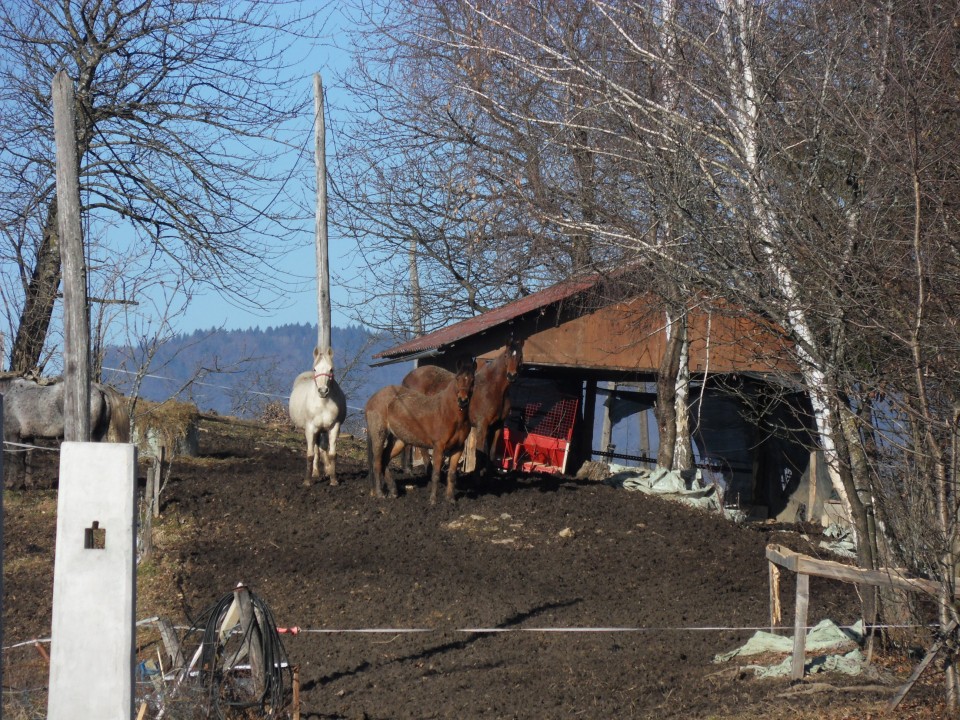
[445, 449, 463, 503]
[428, 446, 441, 505]
[4, 444, 26, 490]
[369, 422, 398, 499]
[303, 427, 317, 487]
[384, 439, 404, 498]
[313, 429, 324, 478]
[325, 422, 341, 486]
[375, 436, 387, 497]
[367, 426, 384, 498]
[419, 448, 434, 482]
[488, 424, 505, 473]
[474, 421, 492, 476]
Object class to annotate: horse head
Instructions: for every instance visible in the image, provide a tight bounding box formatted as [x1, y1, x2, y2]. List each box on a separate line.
[505, 336, 525, 383]
[454, 359, 476, 411]
[312, 346, 336, 399]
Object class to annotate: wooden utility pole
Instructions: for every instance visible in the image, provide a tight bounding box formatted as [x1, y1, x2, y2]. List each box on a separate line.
[52, 71, 90, 442]
[314, 73, 331, 352]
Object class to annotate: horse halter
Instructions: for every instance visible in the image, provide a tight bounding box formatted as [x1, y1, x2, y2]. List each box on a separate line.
[313, 371, 334, 398]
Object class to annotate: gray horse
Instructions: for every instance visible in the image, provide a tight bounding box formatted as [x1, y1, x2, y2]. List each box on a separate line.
[1, 377, 131, 485]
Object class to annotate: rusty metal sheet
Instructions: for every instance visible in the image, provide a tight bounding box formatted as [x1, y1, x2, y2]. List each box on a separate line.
[524, 295, 794, 374]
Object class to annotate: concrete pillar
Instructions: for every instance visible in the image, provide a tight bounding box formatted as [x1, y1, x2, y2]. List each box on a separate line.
[47, 441, 137, 720]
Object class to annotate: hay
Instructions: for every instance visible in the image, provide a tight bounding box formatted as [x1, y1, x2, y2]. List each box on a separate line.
[133, 399, 200, 459]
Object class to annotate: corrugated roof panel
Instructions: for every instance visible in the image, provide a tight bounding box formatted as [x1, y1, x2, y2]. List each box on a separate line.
[375, 274, 600, 360]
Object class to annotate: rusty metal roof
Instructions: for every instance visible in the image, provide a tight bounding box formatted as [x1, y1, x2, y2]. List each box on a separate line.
[374, 274, 601, 361]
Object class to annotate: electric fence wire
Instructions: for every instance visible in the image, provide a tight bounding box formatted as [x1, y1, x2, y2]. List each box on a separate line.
[184, 588, 292, 719]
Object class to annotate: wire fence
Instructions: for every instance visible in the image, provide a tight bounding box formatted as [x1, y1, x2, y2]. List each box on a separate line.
[100, 365, 376, 431]
[2, 616, 930, 719]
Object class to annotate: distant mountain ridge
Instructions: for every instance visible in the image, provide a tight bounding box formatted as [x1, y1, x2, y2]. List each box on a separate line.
[103, 324, 410, 432]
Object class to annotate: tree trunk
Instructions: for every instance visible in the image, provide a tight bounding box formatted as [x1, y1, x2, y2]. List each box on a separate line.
[10, 201, 61, 374]
[656, 310, 684, 469]
[836, 401, 881, 631]
[673, 319, 694, 471]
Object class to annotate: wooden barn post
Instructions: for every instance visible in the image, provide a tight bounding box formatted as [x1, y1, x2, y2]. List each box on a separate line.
[52, 70, 90, 441]
[314, 72, 331, 352]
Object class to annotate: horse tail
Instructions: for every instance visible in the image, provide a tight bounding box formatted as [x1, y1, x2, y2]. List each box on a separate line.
[102, 386, 131, 443]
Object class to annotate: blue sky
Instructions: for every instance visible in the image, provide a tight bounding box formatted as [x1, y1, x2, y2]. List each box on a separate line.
[175, 9, 361, 335]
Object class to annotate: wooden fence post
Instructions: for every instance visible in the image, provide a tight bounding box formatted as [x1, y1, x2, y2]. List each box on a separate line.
[791, 572, 810, 680]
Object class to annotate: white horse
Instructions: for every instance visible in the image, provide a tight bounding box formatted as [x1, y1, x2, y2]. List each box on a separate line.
[289, 347, 347, 487]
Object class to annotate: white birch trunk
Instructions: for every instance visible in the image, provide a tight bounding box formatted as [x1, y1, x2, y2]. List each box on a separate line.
[672, 311, 694, 470]
[717, 0, 853, 524]
[659, 0, 694, 473]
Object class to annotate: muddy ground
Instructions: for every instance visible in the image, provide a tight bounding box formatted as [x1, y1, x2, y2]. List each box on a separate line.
[2, 415, 946, 719]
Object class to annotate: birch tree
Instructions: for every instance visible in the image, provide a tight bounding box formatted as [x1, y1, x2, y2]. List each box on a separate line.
[340, 5, 960, 704]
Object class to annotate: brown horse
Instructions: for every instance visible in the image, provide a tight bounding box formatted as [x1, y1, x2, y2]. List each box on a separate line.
[402, 337, 524, 472]
[366, 359, 476, 504]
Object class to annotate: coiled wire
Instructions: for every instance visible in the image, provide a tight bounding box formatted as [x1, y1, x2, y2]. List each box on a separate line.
[184, 586, 292, 718]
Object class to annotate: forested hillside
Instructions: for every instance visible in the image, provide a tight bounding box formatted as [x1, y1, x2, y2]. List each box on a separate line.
[102, 324, 409, 431]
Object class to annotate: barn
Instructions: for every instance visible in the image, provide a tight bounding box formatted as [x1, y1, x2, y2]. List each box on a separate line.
[374, 273, 834, 522]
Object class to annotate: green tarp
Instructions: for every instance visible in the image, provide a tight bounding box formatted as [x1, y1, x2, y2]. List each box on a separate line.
[714, 619, 866, 677]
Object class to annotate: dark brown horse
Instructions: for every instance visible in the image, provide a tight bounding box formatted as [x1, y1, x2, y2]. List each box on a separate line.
[402, 337, 524, 472]
[366, 359, 476, 504]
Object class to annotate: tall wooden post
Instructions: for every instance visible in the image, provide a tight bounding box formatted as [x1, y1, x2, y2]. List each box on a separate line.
[52, 71, 90, 441]
[600, 382, 616, 454]
[638, 392, 651, 462]
[314, 73, 331, 353]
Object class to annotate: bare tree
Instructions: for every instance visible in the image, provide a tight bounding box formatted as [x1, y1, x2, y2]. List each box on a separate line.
[330, 1, 639, 336]
[0, 0, 332, 374]
[340, 1, 960, 705]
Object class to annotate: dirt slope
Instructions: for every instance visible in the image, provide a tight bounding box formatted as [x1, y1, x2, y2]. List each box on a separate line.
[2, 416, 943, 719]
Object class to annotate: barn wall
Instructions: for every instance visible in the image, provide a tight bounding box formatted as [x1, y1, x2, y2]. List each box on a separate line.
[519, 294, 796, 376]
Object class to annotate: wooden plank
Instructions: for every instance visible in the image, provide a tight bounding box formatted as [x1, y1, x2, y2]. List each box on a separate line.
[791, 573, 810, 680]
[768, 543, 959, 694]
[794, 556, 937, 596]
[765, 544, 799, 573]
[157, 617, 185, 670]
[767, 544, 939, 597]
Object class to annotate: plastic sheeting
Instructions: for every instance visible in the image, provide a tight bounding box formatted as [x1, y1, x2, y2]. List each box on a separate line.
[820, 523, 857, 558]
[604, 464, 748, 522]
[713, 619, 866, 677]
